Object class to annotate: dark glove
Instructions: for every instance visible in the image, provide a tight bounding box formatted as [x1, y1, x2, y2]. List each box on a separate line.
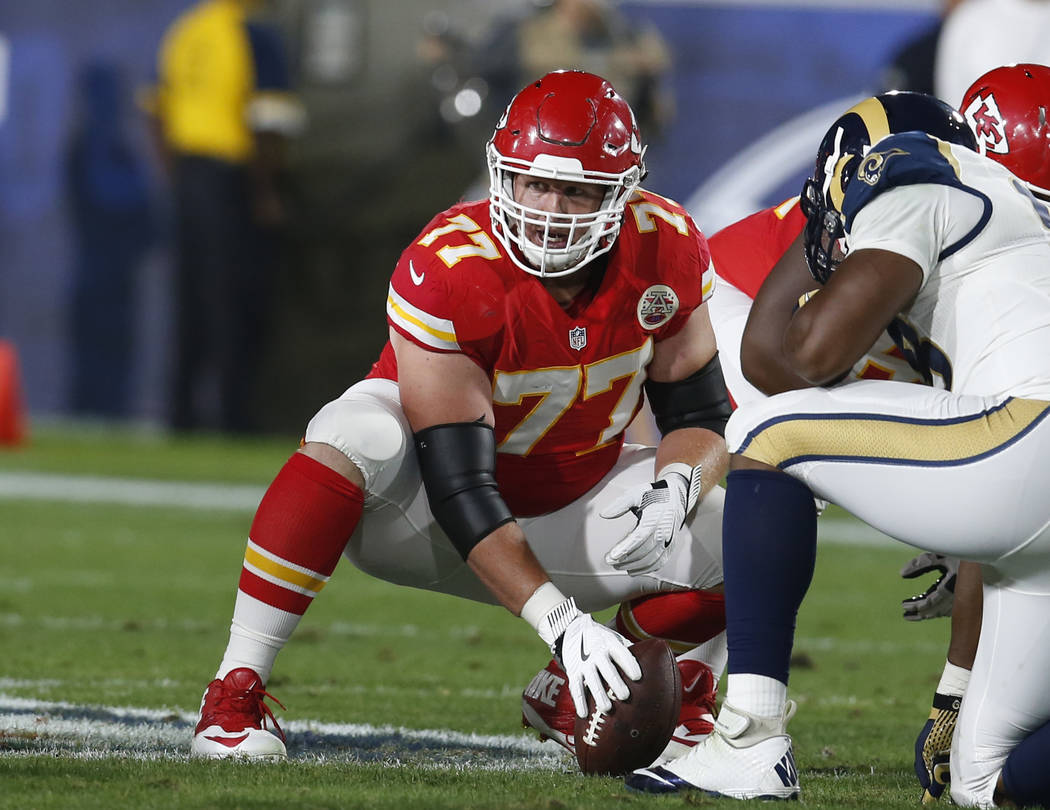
[915, 691, 960, 803]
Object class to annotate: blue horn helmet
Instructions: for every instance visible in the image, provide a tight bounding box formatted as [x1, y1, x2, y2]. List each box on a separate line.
[800, 92, 978, 284]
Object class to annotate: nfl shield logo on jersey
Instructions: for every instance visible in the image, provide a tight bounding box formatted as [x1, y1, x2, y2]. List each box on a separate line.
[637, 285, 679, 330]
[569, 326, 587, 351]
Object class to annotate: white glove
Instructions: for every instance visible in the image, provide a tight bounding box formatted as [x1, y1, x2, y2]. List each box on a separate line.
[524, 586, 641, 717]
[601, 462, 702, 576]
[901, 552, 959, 621]
[558, 612, 641, 717]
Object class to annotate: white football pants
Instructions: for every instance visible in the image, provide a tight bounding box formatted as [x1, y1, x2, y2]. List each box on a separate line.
[727, 380, 1050, 808]
[305, 377, 725, 615]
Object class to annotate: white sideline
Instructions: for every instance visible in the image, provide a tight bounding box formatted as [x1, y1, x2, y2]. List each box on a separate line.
[0, 471, 264, 511]
[0, 693, 567, 769]
[0, 470, 897, 546]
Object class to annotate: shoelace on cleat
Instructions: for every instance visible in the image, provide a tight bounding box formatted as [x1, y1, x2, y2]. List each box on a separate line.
[208, 681, 288, 742]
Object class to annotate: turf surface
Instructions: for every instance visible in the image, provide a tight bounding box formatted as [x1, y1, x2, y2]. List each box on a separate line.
[0, 426, 948, 808]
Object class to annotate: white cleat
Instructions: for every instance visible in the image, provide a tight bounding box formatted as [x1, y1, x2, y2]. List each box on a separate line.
[190, 668, 287, 760]
[626, 700, 800, 801]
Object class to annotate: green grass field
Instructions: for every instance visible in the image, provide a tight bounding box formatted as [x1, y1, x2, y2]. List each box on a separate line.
[0, 427, 949, 808]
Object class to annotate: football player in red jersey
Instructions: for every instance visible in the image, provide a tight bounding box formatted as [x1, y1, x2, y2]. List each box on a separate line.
[190, 70, 732, 764]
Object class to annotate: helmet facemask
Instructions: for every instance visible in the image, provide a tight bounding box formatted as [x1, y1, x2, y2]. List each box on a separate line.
[800, 121, 859, 285]
[487, 148, 643, 278]
[801, 92, 977, 285]
[486, 70, 647, 279]
[800, 175, 847, 286]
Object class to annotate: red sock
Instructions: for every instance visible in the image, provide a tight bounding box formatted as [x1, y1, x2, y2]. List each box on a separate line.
[616, 590, 726, 652]
[238, 452, 364, 615]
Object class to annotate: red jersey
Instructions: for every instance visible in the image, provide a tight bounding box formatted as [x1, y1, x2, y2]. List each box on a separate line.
[369, 193, 714, 516]
[707, 197, 805, 298]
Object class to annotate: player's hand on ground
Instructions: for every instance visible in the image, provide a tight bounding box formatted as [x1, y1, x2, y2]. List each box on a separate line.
[555, 613, 641, 717]
[915, 691, 961, 803]
[901, 552, 959, 620]
[601, 463, 700, 575]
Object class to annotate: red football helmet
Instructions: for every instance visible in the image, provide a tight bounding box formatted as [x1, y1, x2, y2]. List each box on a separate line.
[487, 70, 646, 277]
[961, 63, 1050, 199]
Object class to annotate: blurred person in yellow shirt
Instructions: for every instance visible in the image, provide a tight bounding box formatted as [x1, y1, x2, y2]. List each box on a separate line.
[142, 0, 304, 433]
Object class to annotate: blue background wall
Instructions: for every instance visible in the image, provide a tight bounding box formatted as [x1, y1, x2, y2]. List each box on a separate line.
[0, 1, 937, 427]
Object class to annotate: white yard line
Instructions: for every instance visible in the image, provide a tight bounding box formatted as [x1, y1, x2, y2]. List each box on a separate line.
[0, 471, 264, 512]
[0, 470, 897, 546]
[0, 677, 525, 701]
[0, 693, 566, 769]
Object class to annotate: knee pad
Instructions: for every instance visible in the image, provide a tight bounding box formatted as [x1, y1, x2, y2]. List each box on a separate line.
[304, 395, 410, 496]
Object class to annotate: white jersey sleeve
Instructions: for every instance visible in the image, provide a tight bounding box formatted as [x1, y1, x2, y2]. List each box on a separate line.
[847, 183, 988, 288]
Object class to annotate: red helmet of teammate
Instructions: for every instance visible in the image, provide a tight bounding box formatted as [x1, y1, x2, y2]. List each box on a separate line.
[961, 63, 1050, 199]
[487, 70, 647, 278]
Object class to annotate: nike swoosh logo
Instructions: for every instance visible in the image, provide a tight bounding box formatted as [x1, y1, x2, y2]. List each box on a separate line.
[409, 260, 425, 285]
[682, 672, 704, 693]
[205, 733, 250, 747]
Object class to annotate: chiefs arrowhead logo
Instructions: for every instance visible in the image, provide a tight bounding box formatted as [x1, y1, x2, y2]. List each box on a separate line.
[637, 285, 679, 330]
[963, 92, 1009, 155]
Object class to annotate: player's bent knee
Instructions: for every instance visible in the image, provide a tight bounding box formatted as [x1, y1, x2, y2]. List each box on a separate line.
[948, 767, 996, 809]
[304, 397, 409, 494]
[299, 441, 364, 488]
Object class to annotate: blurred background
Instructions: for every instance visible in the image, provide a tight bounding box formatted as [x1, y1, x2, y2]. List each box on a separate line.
[0, 0, 949, 436]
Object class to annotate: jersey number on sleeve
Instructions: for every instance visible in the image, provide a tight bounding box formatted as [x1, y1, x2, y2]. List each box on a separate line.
[629, 200, 690, 236]
[417, 213, 501, 267]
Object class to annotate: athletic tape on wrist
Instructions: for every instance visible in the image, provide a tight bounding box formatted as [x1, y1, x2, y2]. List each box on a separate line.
[520, 582, 581, 649]
[937, 659, 971, 697]
[520, 582, 567, 632]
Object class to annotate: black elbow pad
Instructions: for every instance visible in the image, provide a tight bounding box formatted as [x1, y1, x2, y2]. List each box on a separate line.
[644, 352, 732, 437]
[414, 422, 515, 560]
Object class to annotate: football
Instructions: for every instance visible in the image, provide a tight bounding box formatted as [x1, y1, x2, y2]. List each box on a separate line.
[573, 638, 682, 775]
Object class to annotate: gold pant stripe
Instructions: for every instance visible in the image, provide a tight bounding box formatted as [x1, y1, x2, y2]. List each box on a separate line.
[243, 545, 328, 594]
[741, 397, 1050, 469]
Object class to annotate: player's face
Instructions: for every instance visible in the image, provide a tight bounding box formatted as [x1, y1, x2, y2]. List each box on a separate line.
[512, 173, 606, 249]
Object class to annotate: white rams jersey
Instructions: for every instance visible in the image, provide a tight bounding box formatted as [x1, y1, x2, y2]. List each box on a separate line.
[841, 132, 1050, 400]
[725, 135, 1050, 808]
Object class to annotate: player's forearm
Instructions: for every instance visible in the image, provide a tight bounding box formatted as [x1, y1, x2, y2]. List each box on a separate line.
[948, 560, 982, 670]
[653, 426, 728, 497]
[740, 337, 817, 395]
[467, 521, 550, 615]
[740, 277, 818, 394]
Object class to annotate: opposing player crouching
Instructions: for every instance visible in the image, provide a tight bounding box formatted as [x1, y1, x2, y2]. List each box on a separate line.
[629, 85, 1050, 807]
